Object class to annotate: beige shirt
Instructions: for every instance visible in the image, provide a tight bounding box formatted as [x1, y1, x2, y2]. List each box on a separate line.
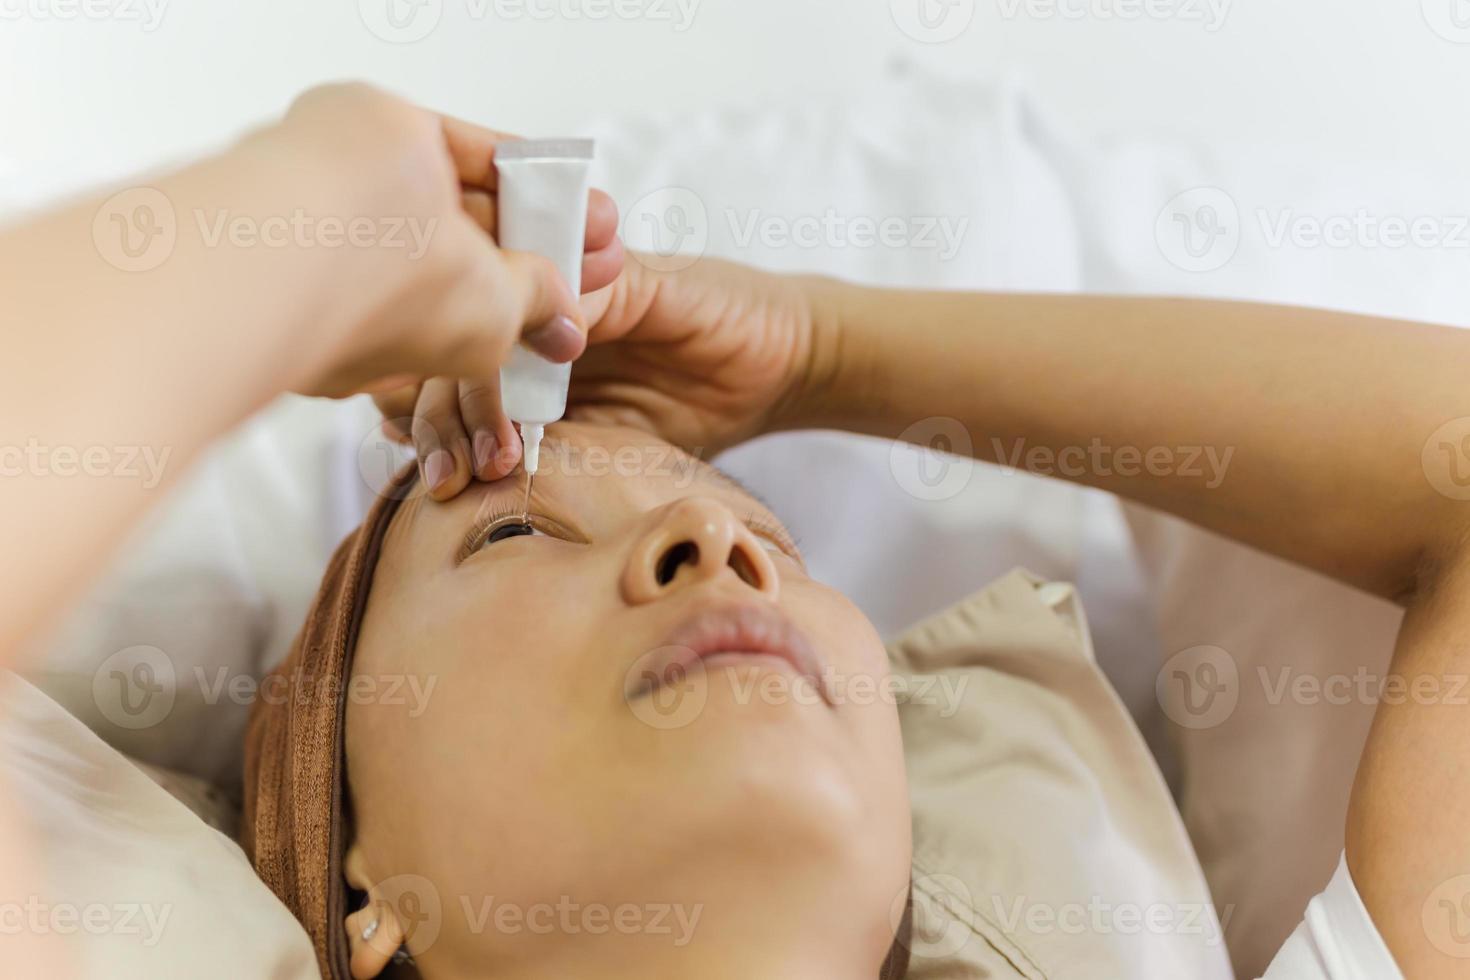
[891, 570, 1234, 979]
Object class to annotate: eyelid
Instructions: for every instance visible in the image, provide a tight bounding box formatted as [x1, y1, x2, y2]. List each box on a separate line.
[457, 500, 799, 564]
[458, 510, 580, 562]
[743, 515, 803, 563]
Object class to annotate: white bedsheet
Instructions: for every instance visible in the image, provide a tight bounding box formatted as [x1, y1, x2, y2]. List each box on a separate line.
[1262, 854, 1403, 980]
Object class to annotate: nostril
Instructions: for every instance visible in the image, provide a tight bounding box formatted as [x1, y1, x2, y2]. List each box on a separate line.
[656, 542, 699, 586]
[727, 546, 762, 589]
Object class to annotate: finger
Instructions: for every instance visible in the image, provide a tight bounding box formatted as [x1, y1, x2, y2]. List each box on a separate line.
[439, 114, 520, 188]
[437, 113, 617, 257]
[381, 418, 412, 444]
[356, 373, 422, 396]
[371, 381, 424, 444]
[581, 259, 658, 346]
[499, 250, 589, 361]
[457, 377, 523, 480]
[468, 187, 618, 292]
[586, 189, 618, 251]
[461, 188, 496, 236]
[582, 236, 625, 295]
[411, 378, 475, 501]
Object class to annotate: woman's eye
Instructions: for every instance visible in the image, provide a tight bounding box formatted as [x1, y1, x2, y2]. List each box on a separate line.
[482, 522, 543, 547]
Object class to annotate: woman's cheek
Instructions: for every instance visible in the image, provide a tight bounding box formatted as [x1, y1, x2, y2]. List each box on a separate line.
[788, 584, 891, 680]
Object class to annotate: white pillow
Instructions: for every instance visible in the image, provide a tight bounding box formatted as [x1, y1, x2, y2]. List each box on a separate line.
[19, 394, 382, 790]
[1040, 127, 1467, 975]
[1124, 509, 1402, 978]
[0, 670, 317, 978]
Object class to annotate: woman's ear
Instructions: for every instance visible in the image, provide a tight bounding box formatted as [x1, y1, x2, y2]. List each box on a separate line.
[344, 845, 407, 979]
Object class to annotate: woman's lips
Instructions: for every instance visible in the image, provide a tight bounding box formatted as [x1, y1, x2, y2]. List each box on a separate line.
[625, 602, 832, 707]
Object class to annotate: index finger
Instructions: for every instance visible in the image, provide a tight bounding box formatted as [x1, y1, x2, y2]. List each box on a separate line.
[438, 113, 521, 189]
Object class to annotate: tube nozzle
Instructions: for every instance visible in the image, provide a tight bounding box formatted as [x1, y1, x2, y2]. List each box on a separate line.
[522, 423, 544, 476]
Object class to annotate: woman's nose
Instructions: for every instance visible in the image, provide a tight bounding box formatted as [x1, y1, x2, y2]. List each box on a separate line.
[621, 497, 780, 605]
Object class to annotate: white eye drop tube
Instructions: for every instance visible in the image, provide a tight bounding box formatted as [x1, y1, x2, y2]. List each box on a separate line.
[494, 139, 594, 475]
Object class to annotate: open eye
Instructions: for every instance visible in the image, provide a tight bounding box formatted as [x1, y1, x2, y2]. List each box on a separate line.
[482, 522, 543, 547]
[459, 513, 574, 563]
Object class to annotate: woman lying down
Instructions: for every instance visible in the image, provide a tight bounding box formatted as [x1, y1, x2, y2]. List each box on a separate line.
[252, 418, 1236, 980]
[247, 421, 919, 979]
[246, 252, 1470, 979]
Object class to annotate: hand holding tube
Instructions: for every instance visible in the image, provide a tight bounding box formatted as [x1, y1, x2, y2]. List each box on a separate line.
[0, 82, 625, 662]
[368, 144, 622, 498]
[263, 83, 622, 398]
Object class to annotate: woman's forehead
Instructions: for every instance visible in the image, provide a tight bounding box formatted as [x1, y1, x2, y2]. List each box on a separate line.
[534, 423, 708, 487]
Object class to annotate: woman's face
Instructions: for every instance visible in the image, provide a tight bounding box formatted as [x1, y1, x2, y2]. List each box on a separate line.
[344, 422, 910, 977]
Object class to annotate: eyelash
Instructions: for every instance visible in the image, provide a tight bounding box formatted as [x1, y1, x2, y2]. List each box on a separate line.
[744, 513, 803, 560]
[460, 507, 802, 562]
[460, 504, 539, 558]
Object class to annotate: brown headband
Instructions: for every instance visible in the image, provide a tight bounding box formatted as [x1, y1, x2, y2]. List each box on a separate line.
[242, 464, 912, 978]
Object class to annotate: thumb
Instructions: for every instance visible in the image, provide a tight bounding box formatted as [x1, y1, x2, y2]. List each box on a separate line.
[501, 249, 588, 363]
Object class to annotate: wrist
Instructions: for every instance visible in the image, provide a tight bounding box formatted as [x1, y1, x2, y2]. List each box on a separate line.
[781, 275, 879, 434]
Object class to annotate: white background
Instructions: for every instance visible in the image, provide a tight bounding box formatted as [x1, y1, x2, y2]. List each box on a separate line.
[2, 0, 1469, 205]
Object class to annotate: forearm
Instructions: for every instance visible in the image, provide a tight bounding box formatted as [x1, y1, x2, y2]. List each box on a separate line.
[1344, 545, 1470, 977]
[0, 129, 393, 658]
[807, 284, 1470, 602]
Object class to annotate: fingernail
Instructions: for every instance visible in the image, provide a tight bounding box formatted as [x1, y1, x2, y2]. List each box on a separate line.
[523, 314, 585, 363]
[423, 449, 454, 491]
[473, 430, 496, 474]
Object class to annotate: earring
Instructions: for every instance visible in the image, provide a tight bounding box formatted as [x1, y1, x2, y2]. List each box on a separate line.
[358, 897, 413, 965]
